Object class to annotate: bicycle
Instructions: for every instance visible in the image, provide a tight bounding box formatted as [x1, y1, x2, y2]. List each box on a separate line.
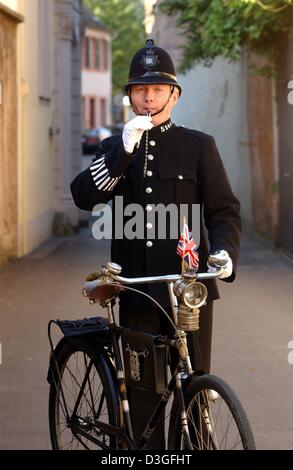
[47, 256, 255, 450]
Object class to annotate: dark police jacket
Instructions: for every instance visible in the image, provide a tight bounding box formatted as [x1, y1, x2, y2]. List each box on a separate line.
[71, 119, 242, 311]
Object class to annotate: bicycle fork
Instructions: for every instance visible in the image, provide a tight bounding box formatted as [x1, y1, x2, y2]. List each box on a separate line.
[175, 373, 193, 450]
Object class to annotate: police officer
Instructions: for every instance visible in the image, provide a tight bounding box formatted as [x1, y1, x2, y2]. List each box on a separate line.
[70, 39, 242, 449]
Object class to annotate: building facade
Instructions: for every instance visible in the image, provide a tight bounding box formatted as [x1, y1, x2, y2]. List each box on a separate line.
[0, 0, 83, 265]
[81, 8, 111, 130]
[0, 1, 23, 264]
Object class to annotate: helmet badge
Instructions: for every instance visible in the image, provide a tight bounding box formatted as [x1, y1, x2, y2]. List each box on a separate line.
[140, 39, 160, 72]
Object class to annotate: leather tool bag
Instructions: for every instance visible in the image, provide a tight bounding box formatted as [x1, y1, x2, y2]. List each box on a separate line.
[121, 330, 168, 394]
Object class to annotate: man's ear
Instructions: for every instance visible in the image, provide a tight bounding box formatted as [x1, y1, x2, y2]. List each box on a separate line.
[127, 87, 133, 107]
[171, 88, 179, 106]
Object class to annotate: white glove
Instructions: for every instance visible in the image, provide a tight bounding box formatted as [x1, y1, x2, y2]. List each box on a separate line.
[207, 250, 233, 279]
[122, 115, 153, 154]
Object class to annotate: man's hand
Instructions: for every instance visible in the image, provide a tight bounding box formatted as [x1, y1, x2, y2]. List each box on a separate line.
[122, 115, 153, 154]
[207, 250, 233, 279]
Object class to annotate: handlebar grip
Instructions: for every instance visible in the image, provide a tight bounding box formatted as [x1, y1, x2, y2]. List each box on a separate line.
[208, 250, 229, 267]
[85, 270, 102, 282]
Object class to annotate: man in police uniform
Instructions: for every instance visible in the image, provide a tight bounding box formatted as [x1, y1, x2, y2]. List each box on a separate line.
[71, 39, 242, 449]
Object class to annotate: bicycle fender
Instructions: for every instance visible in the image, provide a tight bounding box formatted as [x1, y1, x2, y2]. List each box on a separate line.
[47, 337, 71, 384]
[47, 337, 118, 389]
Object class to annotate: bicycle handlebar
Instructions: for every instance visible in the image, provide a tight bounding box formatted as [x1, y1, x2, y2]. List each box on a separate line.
[83, 265, 224, 301]
[112, 268, 224, 285]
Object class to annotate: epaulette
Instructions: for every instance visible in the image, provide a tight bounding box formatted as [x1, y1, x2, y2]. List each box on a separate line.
[175, 126, 214, 142]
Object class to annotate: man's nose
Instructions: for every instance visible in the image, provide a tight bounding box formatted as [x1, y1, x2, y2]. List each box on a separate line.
[144, 88, 155, 101]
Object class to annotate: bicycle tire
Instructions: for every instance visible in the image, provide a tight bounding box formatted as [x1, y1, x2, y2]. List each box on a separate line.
[49, 339, 121, 450]
[168, 374, 255, 450]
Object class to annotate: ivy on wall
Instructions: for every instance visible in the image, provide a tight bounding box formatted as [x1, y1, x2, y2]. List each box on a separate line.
[159, 0, 293, 75]
[242, 1, 292, 13]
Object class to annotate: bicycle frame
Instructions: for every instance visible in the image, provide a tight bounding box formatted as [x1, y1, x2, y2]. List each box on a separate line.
[78, 263, 224, 449]
[49, 261, 225, 450]
[53, 319, 194, 450]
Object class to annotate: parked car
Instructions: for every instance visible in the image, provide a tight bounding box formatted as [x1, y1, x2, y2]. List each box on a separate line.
[82, 127, 112, 154]
[108, 122, 124, 136]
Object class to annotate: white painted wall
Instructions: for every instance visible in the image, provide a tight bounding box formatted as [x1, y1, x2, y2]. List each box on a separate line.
[173, 55, 252, 223]
[16, 0, 55, 255]
[82, 70, 111, 97]
[3, 0, 82, 257]
[2, 0, 18, 10]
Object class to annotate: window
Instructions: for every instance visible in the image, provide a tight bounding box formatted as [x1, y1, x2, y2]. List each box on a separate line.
[102, 39, 108, 71]
[82, 97, 86, 129]
[100, 98, 106, 126]
[89, 98, 96, 128]
[95, 39, 100, 70]
[85, 37, 91, 68]
[83, 35, 109, 70]
[82, 37, 86, 68]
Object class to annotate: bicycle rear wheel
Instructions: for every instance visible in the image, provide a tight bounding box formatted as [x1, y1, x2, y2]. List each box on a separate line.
[49, 340, 121, 450]
[168, 374, 255, 450]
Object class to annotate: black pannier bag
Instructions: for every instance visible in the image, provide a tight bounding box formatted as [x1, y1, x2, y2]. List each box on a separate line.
[121, 330, 168, 394]
[55, 316, 110, 350]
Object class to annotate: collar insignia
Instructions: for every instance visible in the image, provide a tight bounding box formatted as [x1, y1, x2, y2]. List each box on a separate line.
[160, 121, 172, 133]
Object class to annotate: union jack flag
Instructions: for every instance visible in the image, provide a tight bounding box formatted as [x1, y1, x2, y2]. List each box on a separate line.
[177, 222, 199, 270]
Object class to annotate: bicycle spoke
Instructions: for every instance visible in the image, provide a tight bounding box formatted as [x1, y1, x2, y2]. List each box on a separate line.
[51, 349, 114, 449]
[185, 387, 245, 450]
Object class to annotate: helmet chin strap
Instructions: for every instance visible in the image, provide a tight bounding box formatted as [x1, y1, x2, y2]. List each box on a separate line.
[130, 86, 174, 117]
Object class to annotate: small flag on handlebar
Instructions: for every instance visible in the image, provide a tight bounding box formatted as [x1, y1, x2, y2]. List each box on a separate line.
[177, 219, 199, 273]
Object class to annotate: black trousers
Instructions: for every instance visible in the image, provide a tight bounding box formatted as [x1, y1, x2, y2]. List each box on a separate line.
[119, 301, 214, 449]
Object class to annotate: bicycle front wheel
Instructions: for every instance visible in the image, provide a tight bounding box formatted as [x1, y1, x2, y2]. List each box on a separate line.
[168, 374, 255, 450]
[49, 340, 121, 450]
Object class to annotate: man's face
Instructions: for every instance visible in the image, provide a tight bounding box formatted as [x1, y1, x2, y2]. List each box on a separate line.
[130, 84, 179, 126]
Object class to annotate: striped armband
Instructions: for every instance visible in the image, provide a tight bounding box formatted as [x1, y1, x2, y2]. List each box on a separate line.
[90, 155, 120, 191]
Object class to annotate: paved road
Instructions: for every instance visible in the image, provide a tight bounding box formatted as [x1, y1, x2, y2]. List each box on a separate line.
[0, 227, 293, 449]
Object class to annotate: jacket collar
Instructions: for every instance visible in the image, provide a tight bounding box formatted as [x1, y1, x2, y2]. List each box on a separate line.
[149, 118, 174, 136]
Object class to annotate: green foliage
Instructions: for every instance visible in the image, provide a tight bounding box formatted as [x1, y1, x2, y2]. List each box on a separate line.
[84, 0, 145, 94]
[159, 0, 293, 75]
[241, 1, 292, 14]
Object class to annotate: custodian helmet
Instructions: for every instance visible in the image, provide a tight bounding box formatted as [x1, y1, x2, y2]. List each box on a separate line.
[125, 39, 182, 96]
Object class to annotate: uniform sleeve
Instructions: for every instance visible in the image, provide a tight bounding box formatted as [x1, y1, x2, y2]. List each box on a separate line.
[70, 136, 133, 210]
[198, 137, 242, 282]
